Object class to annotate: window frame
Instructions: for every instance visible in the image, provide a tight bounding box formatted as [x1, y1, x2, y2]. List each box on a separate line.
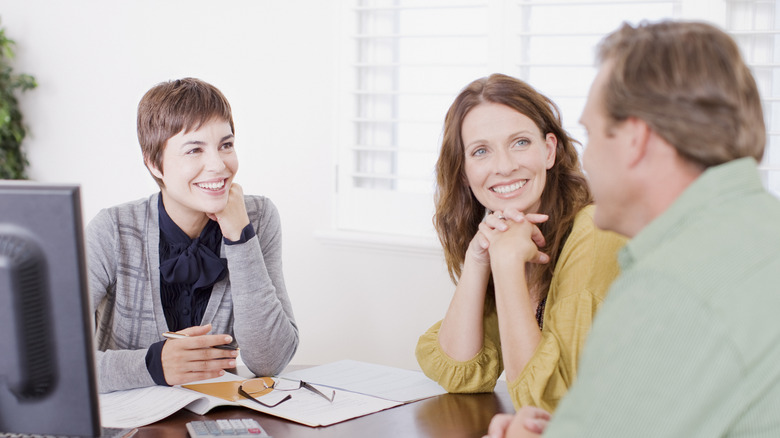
[330, 0, 779, 247]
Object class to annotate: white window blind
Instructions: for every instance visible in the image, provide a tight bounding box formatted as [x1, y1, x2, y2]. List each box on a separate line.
[726, 0, 780, 194]
[336, 0, 779, 240]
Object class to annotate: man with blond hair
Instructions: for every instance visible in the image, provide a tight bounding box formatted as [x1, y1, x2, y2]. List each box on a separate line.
[486, 19, 780, 438]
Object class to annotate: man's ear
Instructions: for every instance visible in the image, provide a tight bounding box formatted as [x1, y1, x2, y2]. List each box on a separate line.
[625, 117, 651, 168]
[145, 159, 163, 179]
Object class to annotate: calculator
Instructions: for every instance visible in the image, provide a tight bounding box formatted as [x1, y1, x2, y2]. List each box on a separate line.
[185, 418, 271, 437]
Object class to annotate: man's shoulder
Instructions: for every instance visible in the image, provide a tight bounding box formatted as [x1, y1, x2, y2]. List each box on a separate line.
[607, 189, 780, 360]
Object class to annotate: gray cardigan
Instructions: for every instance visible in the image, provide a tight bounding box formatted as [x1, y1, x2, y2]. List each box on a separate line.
[86, 193, 298, 393]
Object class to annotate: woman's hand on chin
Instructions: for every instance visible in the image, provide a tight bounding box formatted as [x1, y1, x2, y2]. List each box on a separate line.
[207, 182, 250, 241]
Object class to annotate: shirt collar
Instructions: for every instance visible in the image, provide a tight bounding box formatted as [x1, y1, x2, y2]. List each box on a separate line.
[620, 157, 763, 269]
[157, 193, 220, 246]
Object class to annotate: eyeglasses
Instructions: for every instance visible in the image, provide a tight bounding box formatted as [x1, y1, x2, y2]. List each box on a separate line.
[237, 377, 335, 408]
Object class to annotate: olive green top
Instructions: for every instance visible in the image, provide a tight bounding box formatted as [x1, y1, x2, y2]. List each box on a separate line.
[416, 205, 626, 411]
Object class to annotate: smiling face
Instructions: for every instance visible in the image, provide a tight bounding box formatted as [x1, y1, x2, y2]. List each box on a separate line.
[147, 118, 238, 233]
[462, 102, 556, 215]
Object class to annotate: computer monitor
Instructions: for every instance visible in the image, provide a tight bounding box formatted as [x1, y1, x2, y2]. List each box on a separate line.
[0, 181, 101, 436]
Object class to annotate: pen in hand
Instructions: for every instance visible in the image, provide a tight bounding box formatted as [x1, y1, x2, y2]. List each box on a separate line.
[162, 331, 240, 351]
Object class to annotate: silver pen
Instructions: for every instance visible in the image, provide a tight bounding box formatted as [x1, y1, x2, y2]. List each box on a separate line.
[162, 331, 239, 351]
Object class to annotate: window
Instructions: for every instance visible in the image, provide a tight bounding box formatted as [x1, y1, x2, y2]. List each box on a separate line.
[727, 0, 780, 194]
[334, 0, 779, 241]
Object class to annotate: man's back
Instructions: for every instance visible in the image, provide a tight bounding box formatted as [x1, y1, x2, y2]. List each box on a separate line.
[544, 158, 780, 437]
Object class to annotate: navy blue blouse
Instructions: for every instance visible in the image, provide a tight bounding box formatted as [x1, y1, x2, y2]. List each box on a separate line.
[146, 195, 255, 385]
[158, 202, 227, 331]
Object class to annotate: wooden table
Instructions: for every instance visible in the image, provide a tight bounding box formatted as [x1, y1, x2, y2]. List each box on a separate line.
[135, 386, 514, 438]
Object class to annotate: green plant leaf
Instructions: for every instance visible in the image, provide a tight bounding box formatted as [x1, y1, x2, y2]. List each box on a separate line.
[0, 20, 36, 180]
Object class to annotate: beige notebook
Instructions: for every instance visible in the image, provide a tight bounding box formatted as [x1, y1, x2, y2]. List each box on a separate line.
[182, 380, 245, 402]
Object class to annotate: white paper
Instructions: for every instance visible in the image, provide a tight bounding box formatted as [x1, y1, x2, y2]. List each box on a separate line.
[99, 372, 244, 428]
[100, 362, 437, 429]
[99, 386, 208, 428]
[100, 369, 402, 428]
[281, 359, 447, 403]
[235, 383, 402, 427]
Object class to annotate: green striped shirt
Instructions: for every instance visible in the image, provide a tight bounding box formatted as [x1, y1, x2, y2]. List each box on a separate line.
[546, 158, 780, 437]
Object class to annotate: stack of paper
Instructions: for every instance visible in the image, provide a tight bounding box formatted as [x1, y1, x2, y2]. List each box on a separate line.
[280, 359, 448, 403]
[99, 359, 447, 429]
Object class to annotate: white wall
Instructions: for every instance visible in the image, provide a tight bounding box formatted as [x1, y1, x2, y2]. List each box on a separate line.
[0, 0, 454, 371]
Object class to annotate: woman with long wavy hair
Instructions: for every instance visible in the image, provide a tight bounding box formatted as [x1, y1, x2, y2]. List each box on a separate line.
[415, 74, 625, 412]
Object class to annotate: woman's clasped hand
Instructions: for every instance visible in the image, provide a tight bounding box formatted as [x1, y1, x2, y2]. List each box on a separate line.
[475, 209, 550, 267]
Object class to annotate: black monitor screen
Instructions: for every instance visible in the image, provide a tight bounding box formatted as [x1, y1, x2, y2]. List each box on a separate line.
[0, 181, 100, 436]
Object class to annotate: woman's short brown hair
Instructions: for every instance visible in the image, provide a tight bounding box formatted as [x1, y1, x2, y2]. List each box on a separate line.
[597, 20, 765, 167]
[137, 78, 235, 187]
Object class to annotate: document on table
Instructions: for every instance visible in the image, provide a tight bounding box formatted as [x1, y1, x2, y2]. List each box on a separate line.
[100, 373, 242, 428]
[100, 360, 445, 429]
[230, 385, 402, 427]
[99, 384, 234, 428]
[182, 374, 402, 427]
[280, 359, 448, 403]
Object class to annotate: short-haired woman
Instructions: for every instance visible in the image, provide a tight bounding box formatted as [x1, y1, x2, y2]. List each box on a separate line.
[87, 78, 298, 392]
